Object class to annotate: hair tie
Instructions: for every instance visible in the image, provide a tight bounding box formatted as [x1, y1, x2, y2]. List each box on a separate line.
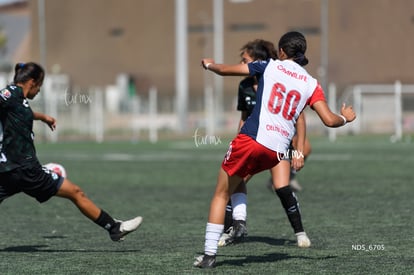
[295, 52, 305, 62]
[18, 63, 25, 68]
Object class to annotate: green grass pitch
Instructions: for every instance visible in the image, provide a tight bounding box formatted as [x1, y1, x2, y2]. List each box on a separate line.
[0, 135, 413, 274]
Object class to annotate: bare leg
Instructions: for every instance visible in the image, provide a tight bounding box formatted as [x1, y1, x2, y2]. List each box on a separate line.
[271, 160, 290, 189]
[56, 178, 101, 221]
[208, 168, 242, 224]
[290, 135, 312, 191]
[55, 178, 142, 241]
[202, 168, 243, 256]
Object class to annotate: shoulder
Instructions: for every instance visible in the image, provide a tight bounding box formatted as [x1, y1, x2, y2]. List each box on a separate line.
[1, 85, 21, 94]
[1, 85, 17, 100]
[248, 60, 269, 75]
[307, 83, 326, 107]
[0, 88, 12, 101]
[0, 85, 22, 104]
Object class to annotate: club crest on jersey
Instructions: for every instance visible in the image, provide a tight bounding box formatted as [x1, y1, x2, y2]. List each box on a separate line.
[0, 89, 11, 100]
[51, 172, 59, 180]
[22, 99, 29, 107]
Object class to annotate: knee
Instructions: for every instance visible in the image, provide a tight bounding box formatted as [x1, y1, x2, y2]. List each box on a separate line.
[66, 183, 87, 201]
[73, 185, 86, 196]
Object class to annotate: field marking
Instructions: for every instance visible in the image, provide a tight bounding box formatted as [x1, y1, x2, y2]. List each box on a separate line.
[39, 152, 223, 162]
[309, 154, 353, 161]
[39, 151, 413, 163]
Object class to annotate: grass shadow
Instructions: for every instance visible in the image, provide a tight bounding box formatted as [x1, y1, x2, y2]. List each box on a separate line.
[0, 245, 141, 253]
[243, 235, 295, 246]
[42, 235, 68, 239]
[218, 253, 337, 267]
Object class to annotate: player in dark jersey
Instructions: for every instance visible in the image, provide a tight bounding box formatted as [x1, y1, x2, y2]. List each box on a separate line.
[0, 62, 142, 242]
[236, 77, 256, 127]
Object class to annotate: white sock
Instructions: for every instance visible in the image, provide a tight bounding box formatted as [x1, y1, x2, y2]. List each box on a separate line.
[231, 192, 247, 221]
[204, 223, 224, 256]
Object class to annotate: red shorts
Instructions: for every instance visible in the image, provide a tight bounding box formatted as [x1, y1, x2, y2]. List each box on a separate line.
[221, 134, 282, 178]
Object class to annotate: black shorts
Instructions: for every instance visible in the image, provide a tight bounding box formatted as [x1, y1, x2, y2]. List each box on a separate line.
[0, 163, 64, 203]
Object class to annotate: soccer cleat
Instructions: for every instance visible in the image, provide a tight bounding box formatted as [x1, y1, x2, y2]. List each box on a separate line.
[110, 216, 143, 241]
[193, 254, 216, 268]
[218, 226, 234, 247]
[233, 220, 248, 241]
[296, 232, 311, 248]
[218, 220, 248, 247]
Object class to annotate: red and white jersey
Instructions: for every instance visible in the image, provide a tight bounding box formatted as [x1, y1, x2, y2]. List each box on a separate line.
[240, 59, 325, 153]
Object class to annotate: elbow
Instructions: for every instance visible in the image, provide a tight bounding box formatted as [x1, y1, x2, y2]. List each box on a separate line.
[323, 117, 338, 128]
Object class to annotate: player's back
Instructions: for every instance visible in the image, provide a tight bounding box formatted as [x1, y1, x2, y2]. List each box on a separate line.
[249, 59, 318, 152]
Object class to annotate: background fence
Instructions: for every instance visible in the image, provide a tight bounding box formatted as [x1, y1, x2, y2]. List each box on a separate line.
[1, 72, 413, 143]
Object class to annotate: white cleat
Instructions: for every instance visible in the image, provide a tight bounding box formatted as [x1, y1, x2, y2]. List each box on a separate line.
[218, 230, 234, 247]
[110, 216, 143, 241]
[296, 232, 311, 248]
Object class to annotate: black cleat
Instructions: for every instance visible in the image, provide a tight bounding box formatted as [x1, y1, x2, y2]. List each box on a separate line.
[193, 254, 216, 268]
[233, 220, 248, 241]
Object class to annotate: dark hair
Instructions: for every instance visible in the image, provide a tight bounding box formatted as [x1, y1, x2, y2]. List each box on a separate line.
[278, 31, 309, 66]
[240, 39, 278, 61]
[13, 62, 45, 85]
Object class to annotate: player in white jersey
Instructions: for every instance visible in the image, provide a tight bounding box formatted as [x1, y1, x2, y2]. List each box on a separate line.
[194, 31, 356, 269]
[219, 39, 310, 248]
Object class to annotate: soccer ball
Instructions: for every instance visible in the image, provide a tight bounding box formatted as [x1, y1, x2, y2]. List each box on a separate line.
[43, 162, 67, 177]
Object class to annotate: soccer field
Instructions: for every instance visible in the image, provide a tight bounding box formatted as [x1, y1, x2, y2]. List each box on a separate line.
[0, 135, 413, 274]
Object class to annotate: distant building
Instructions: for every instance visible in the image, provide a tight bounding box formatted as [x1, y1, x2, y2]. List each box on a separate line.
[0, 0, 30, 71]
[22, 0, 414, 112]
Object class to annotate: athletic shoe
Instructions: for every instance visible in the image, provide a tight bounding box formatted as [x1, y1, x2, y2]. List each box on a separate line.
[218, 220, 248, 247]
[233, 220, 248, 240]
[290, 179, 303, 192]
[193, 254, 216, 268]
[296, 232, 311, 248]
[218, 226, 234, 247]
[110, 216, 143, 241]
